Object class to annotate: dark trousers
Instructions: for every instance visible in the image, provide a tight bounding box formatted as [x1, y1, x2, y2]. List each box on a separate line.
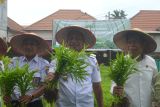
[27, 100, 43, 107]
[11, 100, 43, 107]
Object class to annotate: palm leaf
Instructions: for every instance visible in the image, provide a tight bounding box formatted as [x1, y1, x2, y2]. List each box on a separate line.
[107, 53, 137, 86]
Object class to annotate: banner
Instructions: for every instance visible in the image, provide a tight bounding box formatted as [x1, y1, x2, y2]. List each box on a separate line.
[52, 19, 130, 49]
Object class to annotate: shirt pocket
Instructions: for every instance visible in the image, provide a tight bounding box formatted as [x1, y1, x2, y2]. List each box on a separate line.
[140, 66, 153, 84]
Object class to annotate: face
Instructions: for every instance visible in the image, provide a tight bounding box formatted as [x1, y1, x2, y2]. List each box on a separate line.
[22, 39, 38, 57]
[65, 30, 85, 51]
[126, 35, 144, 58]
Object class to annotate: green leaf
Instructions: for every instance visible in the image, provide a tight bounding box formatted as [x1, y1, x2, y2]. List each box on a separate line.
[107, 53, 137, 86]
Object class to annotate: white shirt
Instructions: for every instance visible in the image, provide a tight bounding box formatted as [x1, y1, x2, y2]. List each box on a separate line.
[10, 55, 49, 101]
[49, 56, 101, 107]
[124, 55, 157, 107]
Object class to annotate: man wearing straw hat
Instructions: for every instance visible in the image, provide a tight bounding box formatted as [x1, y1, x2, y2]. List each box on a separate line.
[47, 26, 104, 107]
[0, 37, 7, 71]
[3, 33, 50, 107]
[112, 28, 158, 107]
[0, 37, 7, 107]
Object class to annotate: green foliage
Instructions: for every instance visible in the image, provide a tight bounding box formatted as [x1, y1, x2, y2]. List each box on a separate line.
[45, 45, 89, 104]
[107, 53, 137, 86]
[0, 56, 11, 70]
[0, 64, 116, 107]
[110, 10, 127, 19]
[0, 56, 18, 96]
[0, 56, 36, 107]
[50, 45, 88, 85]
[15, 64, 36, 96]
[100, 64, 114, 107]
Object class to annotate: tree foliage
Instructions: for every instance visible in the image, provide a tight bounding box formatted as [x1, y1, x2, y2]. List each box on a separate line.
[110, 10, 127, 19]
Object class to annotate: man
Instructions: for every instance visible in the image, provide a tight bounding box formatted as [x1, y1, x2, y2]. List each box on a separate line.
[0, 37, 7, 70]
[4, 33, 50, 107]
[112, 29, 158, 107]
[0, 37, 7, 107]
[47, 26, 104, 107]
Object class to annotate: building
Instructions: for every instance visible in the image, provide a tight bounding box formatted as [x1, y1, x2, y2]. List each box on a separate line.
[131, 10, 160, 52]
[23, 9, 96, 46]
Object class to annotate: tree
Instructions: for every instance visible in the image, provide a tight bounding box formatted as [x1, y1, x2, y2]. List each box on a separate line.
[109, 10, 127, 19]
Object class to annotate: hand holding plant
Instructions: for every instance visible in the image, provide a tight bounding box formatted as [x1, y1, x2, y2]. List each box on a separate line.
[14, 64, 37, 107]
[44, 44, 89, 106]
[107, 53, 137, 105]
[108, 53, 137, 87]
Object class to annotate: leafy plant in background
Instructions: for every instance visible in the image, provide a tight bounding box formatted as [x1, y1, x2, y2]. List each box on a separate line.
[44, 44, 89, 106]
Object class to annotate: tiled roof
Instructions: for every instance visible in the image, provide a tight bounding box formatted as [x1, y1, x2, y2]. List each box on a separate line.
[131, 10, 160, 31]
[24, 9, 96, 30]
[8, 17, 23, 31]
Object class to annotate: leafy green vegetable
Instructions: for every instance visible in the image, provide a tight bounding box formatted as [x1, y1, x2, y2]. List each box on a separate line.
[0, 56, 17, 96]
[15, 64, 36, 96]
[15, 64, 37, 107]
[44, 44, 89, 104]
[107, 53, 137, 86]
[50, 44, 89, 86]
[0, 56, 37, 107]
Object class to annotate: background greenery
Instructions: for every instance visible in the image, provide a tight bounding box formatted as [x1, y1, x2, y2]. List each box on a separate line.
[94, 64, 114, 107]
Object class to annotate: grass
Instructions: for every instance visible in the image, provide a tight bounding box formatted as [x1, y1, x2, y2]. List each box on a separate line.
[94, 64, 114, 107]
[0, 64, 113, 107]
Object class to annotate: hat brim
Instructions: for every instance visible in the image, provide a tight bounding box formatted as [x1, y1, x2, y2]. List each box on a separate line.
[10, 33, 51, 56]
[55, 26, 96, 48]
[113, 30, 157, 54]
[0, 38, 7, 55]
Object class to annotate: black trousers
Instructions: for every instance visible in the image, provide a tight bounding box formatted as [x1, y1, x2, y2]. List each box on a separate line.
[27, 100, 43, 107]
[11, 100, 43, 107]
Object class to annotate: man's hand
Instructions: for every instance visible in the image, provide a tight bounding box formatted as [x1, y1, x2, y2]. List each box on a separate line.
[93, 82, 104, 107]
[46, 72, 55, 81]
[3, 96, 11, 105]
[113, 86, 124, 96]
[19, 94, 33, 104]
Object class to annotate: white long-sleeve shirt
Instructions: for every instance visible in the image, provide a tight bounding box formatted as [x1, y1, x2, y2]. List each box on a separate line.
[49, 56, 101, 107]
[124, 55, 157, 107]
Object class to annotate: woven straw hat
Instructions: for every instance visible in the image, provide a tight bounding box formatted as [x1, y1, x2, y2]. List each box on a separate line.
[10, 33, 50, 56]
[113, 28, 157, 54]
[55, 26, 96, 48]
[0, 38, 7, 55]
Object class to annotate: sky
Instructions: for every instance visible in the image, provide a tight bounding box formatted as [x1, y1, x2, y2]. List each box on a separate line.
[8, 0, 160, 25]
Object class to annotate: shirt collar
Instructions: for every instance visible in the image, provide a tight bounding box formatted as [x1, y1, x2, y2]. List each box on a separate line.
[22, 55, 39, 63]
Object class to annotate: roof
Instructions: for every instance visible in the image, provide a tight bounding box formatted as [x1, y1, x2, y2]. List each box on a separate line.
[8, 17, 24, 32]
[131, 10, 160, 31]
[24, 9, 96, 31]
